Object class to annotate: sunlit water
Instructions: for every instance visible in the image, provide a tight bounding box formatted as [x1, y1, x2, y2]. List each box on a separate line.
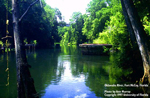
[28, 46, 111, 98]
[0, 46, 145, 98]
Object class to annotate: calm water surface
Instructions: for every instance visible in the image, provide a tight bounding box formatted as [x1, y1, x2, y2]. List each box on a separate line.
[0, 46, 144, 98]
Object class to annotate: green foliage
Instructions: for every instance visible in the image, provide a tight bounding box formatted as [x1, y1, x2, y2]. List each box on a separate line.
[59, 0, 131, 49]
[0, 0, 62, 49]
[24, 39, 28, 44]
[93, 0, 130, 52]
[87, 0, 107, 19]
[33, 40, 37, 45]
[5, 48, 10, 52]
[54, 8, 62, 20]
[82, 0, 110, 42]
[0, 0, 149, 52]
[0, 41, 3, 47]
[92, 0, 150, 52]
[60, 12, 86, 45]
[143, 16, 150, 35]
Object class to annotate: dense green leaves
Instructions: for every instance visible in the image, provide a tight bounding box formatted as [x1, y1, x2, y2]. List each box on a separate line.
[0, 0, 62, 48]
[82, 0, 110, 42]
[59, 0, 110, 44]
[58, 0, 150, 56]
[0, 0, 150, 50]
[20, 1, 61, 48]
[60, 12, 86, 45]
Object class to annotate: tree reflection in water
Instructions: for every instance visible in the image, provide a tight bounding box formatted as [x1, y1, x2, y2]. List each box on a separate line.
[0, 46, 148, 98]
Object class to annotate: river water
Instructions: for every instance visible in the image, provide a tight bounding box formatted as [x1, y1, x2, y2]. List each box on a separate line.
[0, 46, 147, 98]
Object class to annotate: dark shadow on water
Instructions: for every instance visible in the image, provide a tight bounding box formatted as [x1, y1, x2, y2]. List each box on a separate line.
[108, 50, 149, 98]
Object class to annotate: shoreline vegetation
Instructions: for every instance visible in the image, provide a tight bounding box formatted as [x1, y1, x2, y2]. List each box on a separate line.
[0, 0, 150, 97]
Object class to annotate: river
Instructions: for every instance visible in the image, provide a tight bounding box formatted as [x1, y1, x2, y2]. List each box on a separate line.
[0, 45, 146, 98]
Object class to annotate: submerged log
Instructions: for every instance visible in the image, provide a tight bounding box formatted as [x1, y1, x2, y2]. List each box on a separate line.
[79, 44, 112, 55]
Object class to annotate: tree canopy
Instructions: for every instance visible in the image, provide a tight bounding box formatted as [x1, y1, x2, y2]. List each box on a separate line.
[0, 0, 63, 48]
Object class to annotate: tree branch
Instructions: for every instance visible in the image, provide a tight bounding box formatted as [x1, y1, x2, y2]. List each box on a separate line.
[39, 0, 43, 8]
[19, 0, 42, 21]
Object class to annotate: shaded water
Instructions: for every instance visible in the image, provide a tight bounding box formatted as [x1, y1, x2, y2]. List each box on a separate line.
[0, 46, 147, 98]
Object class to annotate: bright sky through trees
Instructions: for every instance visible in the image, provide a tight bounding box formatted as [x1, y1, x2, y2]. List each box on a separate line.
[45, 0, 92, 23]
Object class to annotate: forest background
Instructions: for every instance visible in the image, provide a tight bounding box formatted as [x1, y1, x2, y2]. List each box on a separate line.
[0, 0, 150, 83]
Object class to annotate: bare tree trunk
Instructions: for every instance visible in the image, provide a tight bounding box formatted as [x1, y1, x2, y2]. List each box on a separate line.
[120, 0, 136, 47]
[122, 0, 150, 83]
[12, 0, 38, 98]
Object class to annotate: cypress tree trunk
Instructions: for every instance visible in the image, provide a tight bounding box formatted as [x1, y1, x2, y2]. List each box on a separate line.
[12, 0, 38, 98]
[120, 0, 136, 47]
[122, 0, 150, 83]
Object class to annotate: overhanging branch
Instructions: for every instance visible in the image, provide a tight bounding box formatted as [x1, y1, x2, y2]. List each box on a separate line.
[19, 0, 42, 21]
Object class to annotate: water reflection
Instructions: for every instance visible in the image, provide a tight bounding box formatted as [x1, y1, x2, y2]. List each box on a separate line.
[41, 55, 98, 98]
[0, 52, 17, 98]
[108, 52, 147, 96]
[28, 46, 111, 98]
[28, 49, 60, 97]
[1, 45, 146, 98]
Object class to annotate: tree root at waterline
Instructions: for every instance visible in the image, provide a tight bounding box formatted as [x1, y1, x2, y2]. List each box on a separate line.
[140, 65, 150, 84]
